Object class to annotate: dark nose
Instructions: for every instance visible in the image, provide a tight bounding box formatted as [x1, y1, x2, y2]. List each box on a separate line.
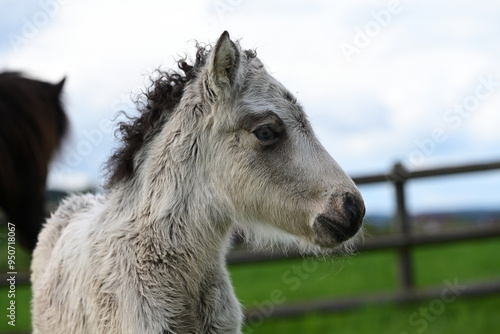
[313, 192, 365, 245]
[342, 192, 365, 238]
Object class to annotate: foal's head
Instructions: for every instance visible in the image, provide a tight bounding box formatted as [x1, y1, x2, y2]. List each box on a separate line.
[107, 31, 365, 250]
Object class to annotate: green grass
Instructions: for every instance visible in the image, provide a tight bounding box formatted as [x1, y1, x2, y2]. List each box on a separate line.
[0, 233, 499, 333]
[229, 239, 500, 333]
[413, 239, 500, 286]
[230, 251, 398, 306]
[244, 295, 500, 334]
[230, 239, 500, 307]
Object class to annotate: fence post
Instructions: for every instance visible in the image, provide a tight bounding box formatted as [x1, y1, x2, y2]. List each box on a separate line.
[390, 162, 414, 293]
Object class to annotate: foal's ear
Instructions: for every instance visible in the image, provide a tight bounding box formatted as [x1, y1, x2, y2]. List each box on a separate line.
[206, 31, 240, 99]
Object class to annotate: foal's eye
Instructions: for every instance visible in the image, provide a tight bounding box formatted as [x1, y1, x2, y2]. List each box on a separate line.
[253, 125, 280, 142]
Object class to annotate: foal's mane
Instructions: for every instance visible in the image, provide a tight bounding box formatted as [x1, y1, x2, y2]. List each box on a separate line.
[105, 46, 209, 188]
[105, 41, 258, 189]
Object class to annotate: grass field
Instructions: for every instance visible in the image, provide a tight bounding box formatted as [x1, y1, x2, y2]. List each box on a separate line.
[230, 238, 500, 333]
[1, 231, 499, 333]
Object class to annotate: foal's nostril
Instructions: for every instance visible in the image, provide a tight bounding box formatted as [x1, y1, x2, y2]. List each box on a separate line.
[333, 192, 365, 241]
[343, 192, 366, 227]
[313, 192, 365, 247]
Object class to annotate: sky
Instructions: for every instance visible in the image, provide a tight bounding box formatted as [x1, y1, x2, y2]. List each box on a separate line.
[1, 0, 499, 215]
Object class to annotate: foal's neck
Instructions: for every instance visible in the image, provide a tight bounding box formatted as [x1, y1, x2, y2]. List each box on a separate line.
[109, 175, 234, 267]
[107, 115, 235, 267]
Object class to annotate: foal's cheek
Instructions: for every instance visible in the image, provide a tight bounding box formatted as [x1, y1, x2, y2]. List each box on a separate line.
[212, 134, 252, 191]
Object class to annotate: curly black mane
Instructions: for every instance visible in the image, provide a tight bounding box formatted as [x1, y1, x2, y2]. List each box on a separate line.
[105, 46, 209, 188]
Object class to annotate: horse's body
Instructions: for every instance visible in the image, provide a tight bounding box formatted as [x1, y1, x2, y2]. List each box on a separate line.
[31, 32, 365, 333]
[0, 72, 67, 250]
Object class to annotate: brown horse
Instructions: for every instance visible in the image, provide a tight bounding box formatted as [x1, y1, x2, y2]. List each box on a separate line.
[0, 72, 68, 251]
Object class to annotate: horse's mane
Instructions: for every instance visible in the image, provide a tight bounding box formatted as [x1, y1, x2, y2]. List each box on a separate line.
[104, 46, 209, 188]
[0, 71, 23, 79]
[0, 71, 68, 152]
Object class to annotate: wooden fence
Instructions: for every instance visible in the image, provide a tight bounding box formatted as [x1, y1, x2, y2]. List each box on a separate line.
[2, 160, 500, 320]
[227, 160, 500, 318]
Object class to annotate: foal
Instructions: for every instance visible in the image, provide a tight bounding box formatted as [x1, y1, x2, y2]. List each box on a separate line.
[32, 31, 364, 334]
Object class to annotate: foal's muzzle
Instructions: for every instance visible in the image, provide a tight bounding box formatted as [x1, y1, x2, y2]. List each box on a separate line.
[313, 192, 365, 247]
